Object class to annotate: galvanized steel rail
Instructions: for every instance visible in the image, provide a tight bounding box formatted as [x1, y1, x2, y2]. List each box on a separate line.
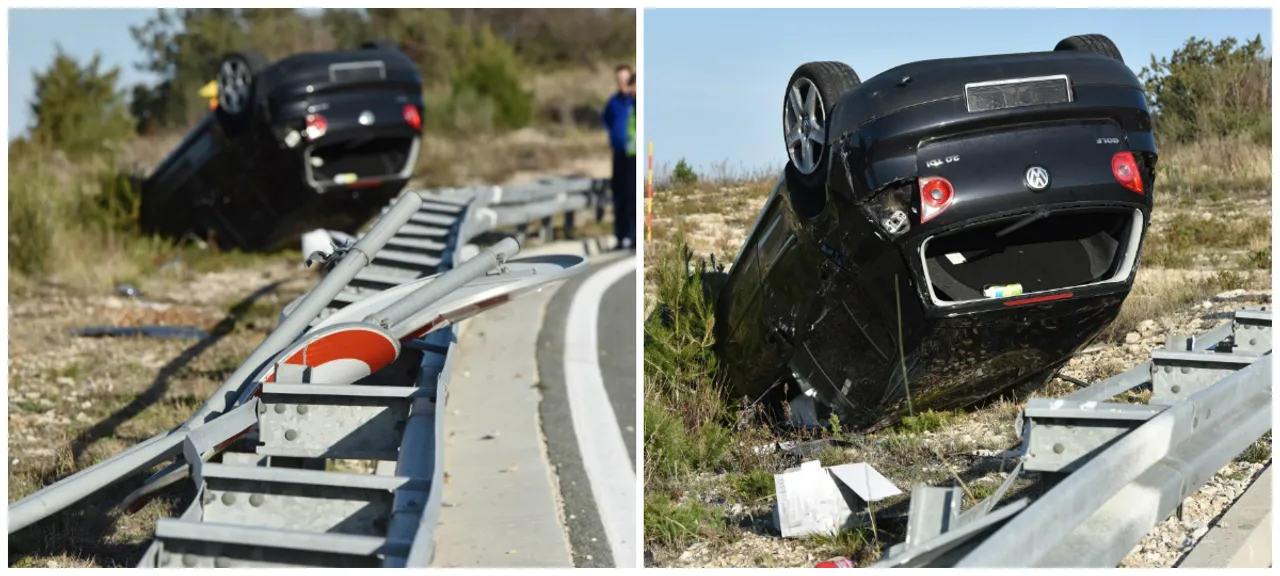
[8, 177, 610, 568]
[874, 308, 1272, 568]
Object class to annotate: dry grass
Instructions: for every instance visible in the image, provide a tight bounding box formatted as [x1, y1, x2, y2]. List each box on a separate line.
[1156, 136, 1272, 201]
[414, 127, 608, 187]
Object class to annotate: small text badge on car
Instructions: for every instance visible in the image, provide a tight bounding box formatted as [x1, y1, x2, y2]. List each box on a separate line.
[1024, 165, 1051, 191]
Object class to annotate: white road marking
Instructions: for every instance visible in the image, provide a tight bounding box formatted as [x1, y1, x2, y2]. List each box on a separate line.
[562, 256, 638, 568]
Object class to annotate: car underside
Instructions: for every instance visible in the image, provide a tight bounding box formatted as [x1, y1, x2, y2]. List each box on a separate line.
[140, 44, 425, 252]
[715, 34, 1158, 430]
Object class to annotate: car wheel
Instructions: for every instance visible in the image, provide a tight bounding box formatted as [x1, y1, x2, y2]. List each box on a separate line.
[782, 61, 860, 189]
[1054, 34, 1123, 63]
[215, 51, 269, 134]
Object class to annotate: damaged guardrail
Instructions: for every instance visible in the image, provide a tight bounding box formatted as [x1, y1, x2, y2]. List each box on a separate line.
[9, 176, 605, 568]
[873, 309, 1272, 568]
[433, 176, 611, 243]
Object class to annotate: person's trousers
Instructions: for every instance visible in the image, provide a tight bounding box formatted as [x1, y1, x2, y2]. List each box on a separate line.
[612, 150, 637, 247]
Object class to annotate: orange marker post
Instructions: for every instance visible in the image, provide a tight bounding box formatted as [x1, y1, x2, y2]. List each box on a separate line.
[646, 141, 653, 243]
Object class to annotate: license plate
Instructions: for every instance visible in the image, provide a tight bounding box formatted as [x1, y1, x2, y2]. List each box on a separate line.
[965, 75, 1072, 113]
[330, 61, 386, 83]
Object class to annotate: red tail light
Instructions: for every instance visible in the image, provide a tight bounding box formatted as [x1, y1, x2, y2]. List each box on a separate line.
[1111, 152, 1143, 195]
[403, 104, 421, 131]
[919, 176, 955, 223]
[305, 113, 327, 141]
[1003, 292, 1074, 307]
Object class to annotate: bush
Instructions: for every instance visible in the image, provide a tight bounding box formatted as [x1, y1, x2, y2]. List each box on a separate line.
[449, 26, 534, 131]
[1141, 35, 1271, 145]
[8, 156, 57, 276]
[672, 158, 698, 186]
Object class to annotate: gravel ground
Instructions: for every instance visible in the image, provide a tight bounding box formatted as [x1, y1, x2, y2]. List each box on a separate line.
[1121, 461, 1270, 568]
[648, 288, 1272, 568]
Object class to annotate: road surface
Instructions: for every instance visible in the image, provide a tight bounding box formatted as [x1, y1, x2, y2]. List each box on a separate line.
[432, 245, 637, 568]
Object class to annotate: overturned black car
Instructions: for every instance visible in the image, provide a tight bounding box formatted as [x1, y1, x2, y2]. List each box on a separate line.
[715, 35, 1156, 429]
[140, 42, 424, 251]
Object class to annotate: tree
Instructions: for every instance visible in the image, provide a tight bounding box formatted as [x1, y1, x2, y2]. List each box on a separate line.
[29, 47, 134, 155]
[1141, 35, 1271, 144]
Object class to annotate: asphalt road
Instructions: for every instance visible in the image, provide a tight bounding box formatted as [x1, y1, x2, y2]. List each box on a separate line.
[538, 252, 638, 568]
[432, 247, 637, 568]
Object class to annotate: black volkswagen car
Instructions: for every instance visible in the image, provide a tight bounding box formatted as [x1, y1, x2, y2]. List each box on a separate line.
[715, 35, 1156, 429]
[140, 42, 425, 252]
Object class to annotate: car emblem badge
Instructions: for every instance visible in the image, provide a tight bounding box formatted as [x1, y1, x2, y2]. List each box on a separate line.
[358, 111, 375, 126]
[1025, 165, 1050, 191]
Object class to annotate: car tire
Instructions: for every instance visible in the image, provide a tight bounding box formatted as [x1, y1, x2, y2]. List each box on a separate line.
[360, 40, 399, 52]
[214, 51, 269, 135]
[1054, 34, 1123, 63]
[782, 61, 860, 190]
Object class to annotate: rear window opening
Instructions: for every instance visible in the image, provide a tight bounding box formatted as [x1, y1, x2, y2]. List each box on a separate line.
[309, 136, 415, 185]
[922, 209, 1142, 305]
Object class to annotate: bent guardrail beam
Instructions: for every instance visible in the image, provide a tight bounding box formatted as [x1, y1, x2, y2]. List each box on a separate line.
[13, 176, 610, 568]
[8, 195, 425, 535]
[878, 309, 1272, 568]
[957, 354, 1272, 567]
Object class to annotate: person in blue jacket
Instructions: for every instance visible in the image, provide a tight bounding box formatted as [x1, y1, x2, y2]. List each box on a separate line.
[602, 64, 637, 250]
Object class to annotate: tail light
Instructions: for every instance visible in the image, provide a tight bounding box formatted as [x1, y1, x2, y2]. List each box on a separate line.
[1111, 152, 1143, 194]
[919, 176, 955, 223]
[305, 113, 327, 141]
[403, 104, 421, 131]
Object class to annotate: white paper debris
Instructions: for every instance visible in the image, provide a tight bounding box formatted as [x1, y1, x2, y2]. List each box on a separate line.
[828, 463, 903, 502]
[773, 460, 901, 538]
[945, 252, 967, 265]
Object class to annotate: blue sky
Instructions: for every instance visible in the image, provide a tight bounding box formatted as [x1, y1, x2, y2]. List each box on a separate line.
[645, 8, 1272, 176]
[8, 9, 160, 139]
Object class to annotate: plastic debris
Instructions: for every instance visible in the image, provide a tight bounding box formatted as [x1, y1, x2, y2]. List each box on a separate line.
[815, 557, 856, 568]
[116, 284, 141, 299]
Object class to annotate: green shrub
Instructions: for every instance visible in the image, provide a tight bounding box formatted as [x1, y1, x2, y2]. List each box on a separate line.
[1142, 35, 1271, 146]
[8, 158, 56, 276]
[644, 494, 724, 549]
[450, 27, 534, 131]
[672, 158, 699, 186]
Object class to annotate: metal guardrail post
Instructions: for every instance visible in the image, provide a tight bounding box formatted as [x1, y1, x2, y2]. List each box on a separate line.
[956, 354, 1272, 567]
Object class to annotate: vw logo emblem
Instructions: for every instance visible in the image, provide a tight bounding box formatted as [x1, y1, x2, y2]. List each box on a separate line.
[358, 111, 375, 126]
[1025, 165, 1051, 191]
